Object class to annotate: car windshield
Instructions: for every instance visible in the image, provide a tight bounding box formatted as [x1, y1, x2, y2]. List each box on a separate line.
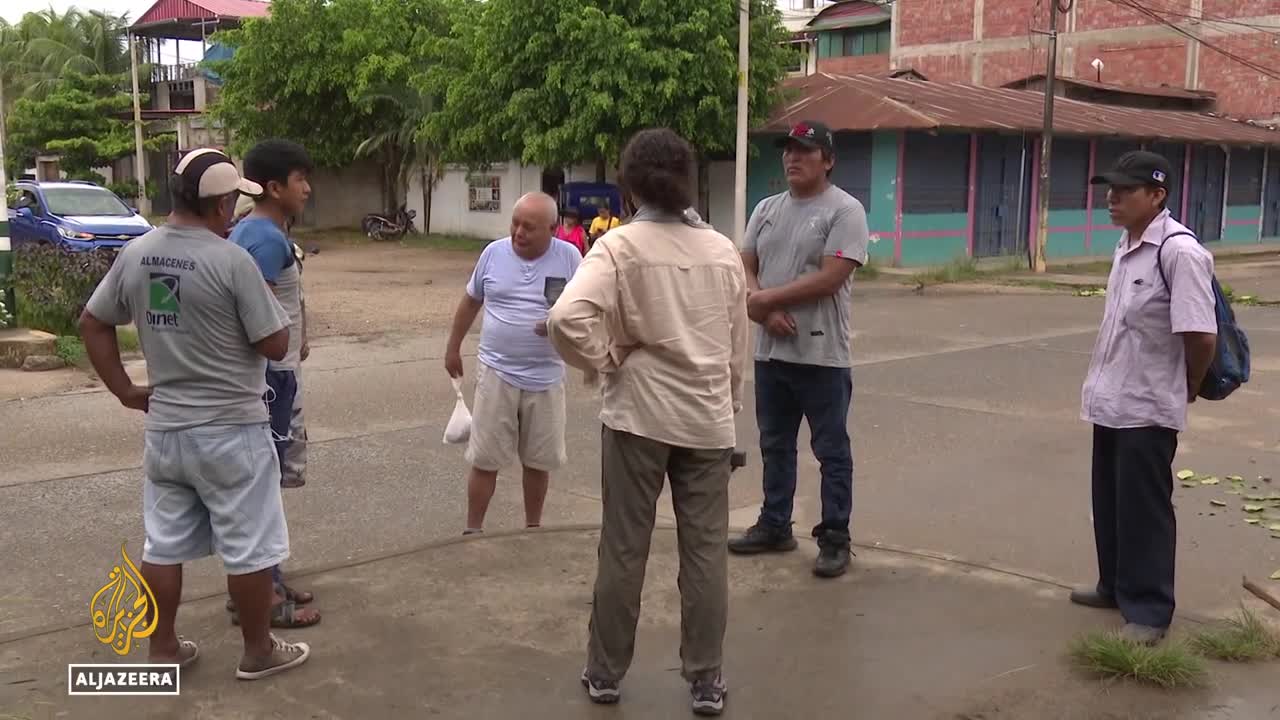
[42, 187, 133, 217]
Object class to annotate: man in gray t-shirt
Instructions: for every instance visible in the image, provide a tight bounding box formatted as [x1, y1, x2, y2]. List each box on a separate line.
[728, 121, 869, 579]
[80, 148, 311, 680]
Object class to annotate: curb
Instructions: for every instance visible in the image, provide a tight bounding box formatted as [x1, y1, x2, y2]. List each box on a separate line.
[0, 524, 1218, 647]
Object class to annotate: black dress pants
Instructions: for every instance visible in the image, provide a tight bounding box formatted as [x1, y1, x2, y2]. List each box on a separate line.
[1091, 424, 1179, 629]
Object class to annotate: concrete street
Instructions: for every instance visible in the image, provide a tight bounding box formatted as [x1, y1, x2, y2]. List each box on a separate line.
[1, 242, 1279, 718]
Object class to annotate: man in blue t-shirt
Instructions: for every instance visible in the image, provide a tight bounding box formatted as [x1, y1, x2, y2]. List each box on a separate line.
[227, 139, 321, 630]
[444, 192, 582, 534]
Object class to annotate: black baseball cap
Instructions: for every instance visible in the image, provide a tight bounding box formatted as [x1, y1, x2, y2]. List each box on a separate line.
[1090, 150, 1172, 190]
[775, 121, 834, 152]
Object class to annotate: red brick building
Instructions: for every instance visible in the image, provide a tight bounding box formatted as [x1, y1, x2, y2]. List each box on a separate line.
[802, 0, 1280, 120]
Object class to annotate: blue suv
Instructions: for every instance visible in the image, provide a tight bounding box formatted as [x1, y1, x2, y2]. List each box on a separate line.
[7, 181, 153, 252]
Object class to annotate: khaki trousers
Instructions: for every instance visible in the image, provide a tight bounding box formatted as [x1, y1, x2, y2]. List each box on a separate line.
[586, 425, 732, 683]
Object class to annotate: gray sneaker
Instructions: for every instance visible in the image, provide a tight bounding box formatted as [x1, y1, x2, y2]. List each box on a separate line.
[728, 523, 797, 555]
[691, 675, 727, 716]
[581, 668, 620, 704]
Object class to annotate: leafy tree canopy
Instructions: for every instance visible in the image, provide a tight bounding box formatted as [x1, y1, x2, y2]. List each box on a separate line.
[5, 72, 171, 178]
[425, 0, 793, 169]
[210, 0, 456, 169]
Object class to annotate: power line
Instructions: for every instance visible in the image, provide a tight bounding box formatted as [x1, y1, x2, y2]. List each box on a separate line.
[1103, 0, 1280, 82]
[1123, 0, 1280, 34]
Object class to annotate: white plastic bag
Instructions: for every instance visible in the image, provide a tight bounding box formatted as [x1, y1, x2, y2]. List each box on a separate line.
[443, 376, 472, 445]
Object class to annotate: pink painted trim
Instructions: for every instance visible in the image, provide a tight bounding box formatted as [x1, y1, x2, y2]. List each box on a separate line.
[901, 230, 968, 239]
[894, 131, 905, 266]
[1045, 224, 1093, 233]
[1028, 138, 1040, 255]
[966, 133, 978, 257]
[1181, 145, 1192, 221]
[1225, 218, 1260, 226]
[1085, 139, 1097, 253]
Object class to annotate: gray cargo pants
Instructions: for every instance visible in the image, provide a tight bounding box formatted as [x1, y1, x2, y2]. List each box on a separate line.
[586, 425, 732, 683]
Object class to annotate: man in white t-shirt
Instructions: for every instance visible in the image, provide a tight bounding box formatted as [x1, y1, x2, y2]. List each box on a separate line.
[444, 192, 581, 534]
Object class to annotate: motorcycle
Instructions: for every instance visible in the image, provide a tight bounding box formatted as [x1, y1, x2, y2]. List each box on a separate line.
[362, 205, 417, 241]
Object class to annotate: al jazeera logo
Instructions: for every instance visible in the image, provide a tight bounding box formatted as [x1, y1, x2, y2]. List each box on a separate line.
[67, 544, 180, 696]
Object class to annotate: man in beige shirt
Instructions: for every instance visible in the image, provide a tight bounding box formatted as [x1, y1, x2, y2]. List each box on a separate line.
[547, 128, 748, 717]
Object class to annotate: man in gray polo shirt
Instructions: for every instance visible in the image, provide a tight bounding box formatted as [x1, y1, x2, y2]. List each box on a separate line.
[1071, 150, 1217, 645]
[79, 148, 312, 680]
[728, 121, 870, 578]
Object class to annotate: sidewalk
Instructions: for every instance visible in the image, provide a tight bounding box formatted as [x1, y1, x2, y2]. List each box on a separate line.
[2, 527, 1276, 719]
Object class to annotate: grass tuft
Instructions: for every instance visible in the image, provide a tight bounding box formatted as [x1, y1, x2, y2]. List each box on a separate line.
[857, 256, 882, 280]
[55, 327, 141, 367]
[1069, 631, 1208, 688]
[54, 335, 85, 366]
[1190, 608, 1280, 662]
[910, 256, 982, 286]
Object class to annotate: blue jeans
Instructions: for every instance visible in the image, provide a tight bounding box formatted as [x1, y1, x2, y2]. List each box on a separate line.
[754, 360, 853, 543]
[265, 368, 298, 468]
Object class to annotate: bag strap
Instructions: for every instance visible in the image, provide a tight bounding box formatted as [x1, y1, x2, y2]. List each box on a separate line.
[1155, 231, 1198, 290]
[451, 376, 463, 397]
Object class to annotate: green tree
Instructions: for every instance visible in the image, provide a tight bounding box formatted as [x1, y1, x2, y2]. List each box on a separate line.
[425, 0, 793, 186]
[210, 0, 456, 214]
[6, 72, 172, 179]
[1, 8, 131, 103]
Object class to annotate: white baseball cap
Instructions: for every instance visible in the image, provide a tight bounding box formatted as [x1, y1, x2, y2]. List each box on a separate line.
[173, 148, 263, 198]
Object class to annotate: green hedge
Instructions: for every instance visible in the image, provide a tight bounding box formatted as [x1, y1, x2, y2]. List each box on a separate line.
[12, 244, 114, 336]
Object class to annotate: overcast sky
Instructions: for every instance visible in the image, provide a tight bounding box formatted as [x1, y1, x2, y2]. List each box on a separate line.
[3, 1, 154, 24]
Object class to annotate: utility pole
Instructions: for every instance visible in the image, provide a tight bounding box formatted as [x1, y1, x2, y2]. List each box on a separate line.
[1032, 1, 1063, 274]
[733, 0, 750, 245]
[129, 33, 151, 216]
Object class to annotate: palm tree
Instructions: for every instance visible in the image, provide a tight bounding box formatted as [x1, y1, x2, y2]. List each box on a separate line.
[354, 83, 444, 232]
[2, 8, 131, 102]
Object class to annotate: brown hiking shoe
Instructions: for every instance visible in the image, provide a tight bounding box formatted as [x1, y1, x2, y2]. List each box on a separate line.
[236, 634, 311, 681]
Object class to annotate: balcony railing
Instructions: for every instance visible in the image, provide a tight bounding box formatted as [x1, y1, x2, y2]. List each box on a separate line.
[150, 63, 199, 84]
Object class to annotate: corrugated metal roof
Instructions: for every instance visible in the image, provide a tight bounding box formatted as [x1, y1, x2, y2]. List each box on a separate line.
[806, 0, 890, 31]
[1003, 73, 1217, 101]
[134, 0, 269, 27]
[764, 73, 1280, 146]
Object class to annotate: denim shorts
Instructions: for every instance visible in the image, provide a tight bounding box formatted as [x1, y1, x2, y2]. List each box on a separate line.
[141, 423, 290, 575]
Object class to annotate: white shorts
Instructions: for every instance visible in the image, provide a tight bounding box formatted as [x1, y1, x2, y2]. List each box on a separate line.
[465, 363, 567, 472]
[141, 423, 290, 575]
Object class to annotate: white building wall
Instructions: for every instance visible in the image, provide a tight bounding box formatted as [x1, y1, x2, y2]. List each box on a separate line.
[410, 161, 620, 238]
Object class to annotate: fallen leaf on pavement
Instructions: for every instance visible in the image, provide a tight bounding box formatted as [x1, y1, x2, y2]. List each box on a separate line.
[1246, 518, 1262, 525]
[1272, 570, 1280, 580]
[1210, 500, 1228, 507]
[1201, 477, 1220, 485]
[1244, 504, 1266, 512]
[1246, 494, 1269, 501]
[1269, 523, 1280, 531]
[1176, 470, 1196, 480]
[1226, 490, 1242, 495]
[1226, 475, 1244, 482]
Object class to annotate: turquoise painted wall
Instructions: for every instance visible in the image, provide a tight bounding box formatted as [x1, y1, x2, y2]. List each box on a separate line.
[747, 136, 785, 215]
[1222, 205, 1262, 244]
[900, 212, 967, 265]
[867, 132, 898, 262]
[1046, 209, 1090, 258]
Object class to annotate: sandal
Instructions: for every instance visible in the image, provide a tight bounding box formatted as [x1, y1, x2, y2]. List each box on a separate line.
[229, 600, 321, 629]
[225, 583, 313, 613]
[280, 583, 314, 605]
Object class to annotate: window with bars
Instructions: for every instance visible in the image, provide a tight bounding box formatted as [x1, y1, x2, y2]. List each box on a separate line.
[1227, 147, 1265, 205]
[818, 22, 891, 58]
[902, 132, 970, 214]
[1047, 138, 1089, 210]
[468, 175, 501, 213]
